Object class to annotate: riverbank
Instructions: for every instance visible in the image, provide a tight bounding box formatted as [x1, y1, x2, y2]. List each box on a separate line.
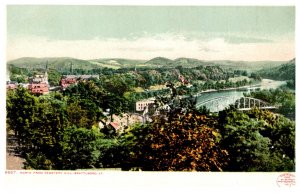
[194, 79, 286, 96]
[194, 83, 261, 96]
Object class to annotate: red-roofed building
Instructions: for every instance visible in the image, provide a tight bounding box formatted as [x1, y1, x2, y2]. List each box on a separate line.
[178, 75, 189, 84]
[28, 82, 49, 95]
[6, 81, 17, 90]
[109, 122, 119, 130]
[60, 75, 99, 90]
[60, 77, 77, 90]
[27, 63, 49, 95]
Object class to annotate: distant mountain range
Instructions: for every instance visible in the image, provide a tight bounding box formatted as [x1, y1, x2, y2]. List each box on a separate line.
[7, 56, 288, 72]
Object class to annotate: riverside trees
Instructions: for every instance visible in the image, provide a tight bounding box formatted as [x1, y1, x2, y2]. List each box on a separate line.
[244, 88, 295, 119]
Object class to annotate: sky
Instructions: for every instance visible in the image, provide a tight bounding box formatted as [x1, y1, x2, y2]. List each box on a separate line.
[7, 5, 295, 61]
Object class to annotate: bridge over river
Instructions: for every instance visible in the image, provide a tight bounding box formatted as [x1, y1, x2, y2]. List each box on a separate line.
[196, 96, 277, 112]
[194, 79, 285, 112]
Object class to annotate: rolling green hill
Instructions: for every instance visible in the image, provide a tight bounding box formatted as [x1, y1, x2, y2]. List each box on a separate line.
[7, 57, 101, 72]
[144, 57, 285, 70]
[203, 60, 285, 71]
[258, 58, 295, 81]
[145, 57, 173, 66]
[173, 58, 209, 67]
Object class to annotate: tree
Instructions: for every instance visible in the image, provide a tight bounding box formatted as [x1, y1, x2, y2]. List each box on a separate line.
[137, 109, 228, 171]
[60, 127, 102, 169]
[245, 88, 295, 119]
[247, 109, 295, 166]
[6, 87, 39, 148]
[67, 99, 102, 128]
[10, 74, 28, 83]
[102, 93, 129, 118]
[120, 93, 228, 171]
[250, 73, 262, 81]
[100, 74, 135, 95]
[7, 88, 69, 169]
[242, 71, 248, 76]
[218, 108, 271, 171]
[48, 69, 62, 86]
[64, 80, 129, 119]
[218, 107, 295, 171]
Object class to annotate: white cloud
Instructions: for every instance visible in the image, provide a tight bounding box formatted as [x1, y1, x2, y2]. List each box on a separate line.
[7, 33, 294, 61]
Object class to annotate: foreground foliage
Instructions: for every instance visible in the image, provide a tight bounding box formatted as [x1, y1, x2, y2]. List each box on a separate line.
[219, 107, 295, 171]
[139, 110, 228, 171]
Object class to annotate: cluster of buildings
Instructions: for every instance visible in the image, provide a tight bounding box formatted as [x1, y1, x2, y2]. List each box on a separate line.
[28, 71, 49, 94]
[7, 68, 99, 94]
[60, 75, 99, 90]
[6, 63, 50, 95]
[99, 113, 144, 134]
[6, 71, 49, 95]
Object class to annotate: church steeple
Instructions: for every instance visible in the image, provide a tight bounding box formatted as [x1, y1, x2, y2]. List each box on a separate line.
[70, 61, 73, 74]
[44, 60, 49, 85]
[46, 60, 48, 72]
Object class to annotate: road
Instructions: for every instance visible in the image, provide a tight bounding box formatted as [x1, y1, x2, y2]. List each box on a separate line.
[6, 132, 24, 170]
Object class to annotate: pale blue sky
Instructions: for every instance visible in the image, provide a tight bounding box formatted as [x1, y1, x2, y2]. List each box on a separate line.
[7, 6, 295, 61]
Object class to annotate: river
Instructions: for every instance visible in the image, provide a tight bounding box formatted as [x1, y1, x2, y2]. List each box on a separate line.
[196, 79, 286, 112]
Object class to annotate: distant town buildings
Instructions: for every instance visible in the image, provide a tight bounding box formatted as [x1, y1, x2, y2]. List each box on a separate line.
[136, 98, 155, 112]
[28, 82, 49, 95]
[60, 75, 99, 90]
[6, 81, 17, 90]
[6, 81, 29, 90]
[60, 76, 77, 90]
[99, 113, 144, 134]
[178, 74, 189, 85]
[30, 72, 49, 85]
[28, 65, 49, 95]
